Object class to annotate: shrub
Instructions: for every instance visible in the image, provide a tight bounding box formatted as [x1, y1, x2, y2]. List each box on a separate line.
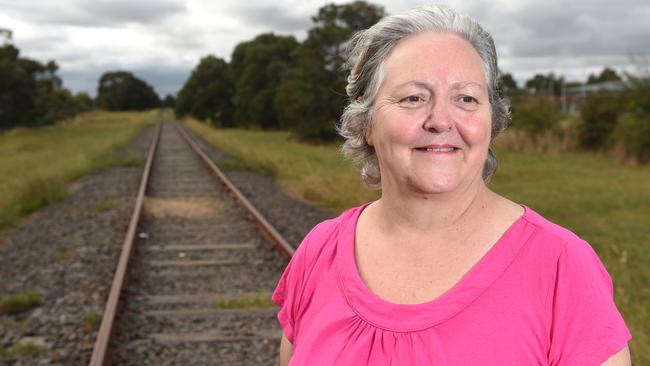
[511, 95, 562, 139]
[614, 112, 650, 162]
[578, 92, 623, 150]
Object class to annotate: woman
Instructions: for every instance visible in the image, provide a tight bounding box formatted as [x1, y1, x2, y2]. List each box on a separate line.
[273, 5, 632, 365]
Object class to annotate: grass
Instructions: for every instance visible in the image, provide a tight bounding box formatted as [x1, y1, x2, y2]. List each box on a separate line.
[81, 311, 101, 329]
[212, 292, 274, 309]
[55, 250, 73, 261]
[0, 290, 43, 315]
[0, 110, 157, 232]
[0, 341, 46, 360]
[185, 118, 650, 365]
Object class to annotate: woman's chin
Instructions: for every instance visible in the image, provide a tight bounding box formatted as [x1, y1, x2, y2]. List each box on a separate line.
[404, 176, 462, 196]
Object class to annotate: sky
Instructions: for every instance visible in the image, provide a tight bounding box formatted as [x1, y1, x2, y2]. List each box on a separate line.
[1, 0, 648, 97]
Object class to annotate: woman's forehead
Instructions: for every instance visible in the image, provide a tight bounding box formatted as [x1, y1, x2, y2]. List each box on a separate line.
[383, 31, 487, 88]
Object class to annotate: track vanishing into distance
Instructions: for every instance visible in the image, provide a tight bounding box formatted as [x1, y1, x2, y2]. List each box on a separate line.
[90, 121, 292, 365]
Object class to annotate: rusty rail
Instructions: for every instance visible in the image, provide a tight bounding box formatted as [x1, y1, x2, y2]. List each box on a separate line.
[89, 121, 162, 366]
[175, 123, 295, 258]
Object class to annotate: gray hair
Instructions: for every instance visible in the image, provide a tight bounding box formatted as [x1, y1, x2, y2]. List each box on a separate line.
[338, 5, 511, 188]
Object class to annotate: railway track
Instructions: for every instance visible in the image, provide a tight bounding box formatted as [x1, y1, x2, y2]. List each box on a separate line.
[89, 121, 292, 365]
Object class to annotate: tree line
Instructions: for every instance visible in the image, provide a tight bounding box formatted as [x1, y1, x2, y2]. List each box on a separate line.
[1, 28, 166, 130]
[0, 29, 93, 130]
[175, 1, 386, 141]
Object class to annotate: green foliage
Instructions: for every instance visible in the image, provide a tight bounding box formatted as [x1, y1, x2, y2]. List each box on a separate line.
[524, 73, 565, 95]
[587, 67, 622, 85]
[212, 292, 274, 309]
[0, 110, 156, 230]
[82, 311, 101, 329]
[275, 1, 385, 141]
[96, 71, 160, 111]
[614, 112, 650, 162]
[0, 341, 46, 360]
[497, 70, 518, 97]
[0, 290, 42, 315]
[162, 94, 176, 108]
[231, 33, 298, 129]
[511, 96, 562, 137]
[578, 92, 622, 149]
[175, 55, 234, 126]
[0, 30, 90, 129]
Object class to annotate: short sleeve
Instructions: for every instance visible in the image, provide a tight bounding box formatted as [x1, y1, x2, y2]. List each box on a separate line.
[547, 239, 632, 365]
[272, 229, 313, 344]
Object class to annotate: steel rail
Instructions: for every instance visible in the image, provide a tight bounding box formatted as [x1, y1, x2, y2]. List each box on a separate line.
[175, 123, 295, 258]
[89, 121, 162, 366]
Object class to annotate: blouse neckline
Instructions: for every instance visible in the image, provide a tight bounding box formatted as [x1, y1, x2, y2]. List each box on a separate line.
[336, 202, 534, 332]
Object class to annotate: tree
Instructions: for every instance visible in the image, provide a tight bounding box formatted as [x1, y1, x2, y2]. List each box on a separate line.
[96, 71, 160, 111]
[1, 29, 85, 129]
[524, 73, 564, 96]
[586, 67, 622, 85]
[162, 94, 175, 108]
[175, 55, 234, 126]
[497, 70, 518, 97]
[275, 1, 386, 140]
[231, 33, 298, 129]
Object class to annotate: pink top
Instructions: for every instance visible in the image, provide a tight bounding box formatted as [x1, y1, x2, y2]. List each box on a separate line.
[273, 203, 632, 365]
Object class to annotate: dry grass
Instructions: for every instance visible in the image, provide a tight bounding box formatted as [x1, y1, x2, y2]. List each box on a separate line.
[143, 197, 223, 219]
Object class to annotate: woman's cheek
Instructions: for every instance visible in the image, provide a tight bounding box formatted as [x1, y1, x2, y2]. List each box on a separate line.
[456, 114, 491, 146]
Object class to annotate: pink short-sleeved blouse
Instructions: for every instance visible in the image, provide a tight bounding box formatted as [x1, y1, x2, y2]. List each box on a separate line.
[272, 203, 632, 365]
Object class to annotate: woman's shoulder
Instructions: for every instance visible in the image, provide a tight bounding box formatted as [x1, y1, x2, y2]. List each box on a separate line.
[523, 206, 587, 247]
[521, 205, 606, 270]
[293, 203, 368, 265]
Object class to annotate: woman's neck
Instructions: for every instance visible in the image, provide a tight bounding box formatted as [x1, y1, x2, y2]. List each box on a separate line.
[373, 178, 494, 244]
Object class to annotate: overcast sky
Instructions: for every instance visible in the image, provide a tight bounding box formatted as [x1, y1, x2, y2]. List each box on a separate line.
[1, 0, 648, 97]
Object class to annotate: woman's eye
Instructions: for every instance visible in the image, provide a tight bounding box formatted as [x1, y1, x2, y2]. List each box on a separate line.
[401, 95, 423, 103]
[460, 95, 478, 103]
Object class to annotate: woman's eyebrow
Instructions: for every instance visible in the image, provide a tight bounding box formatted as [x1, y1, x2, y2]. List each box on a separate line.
[393, 81, 432, 90]
[451, 81, 484, 90]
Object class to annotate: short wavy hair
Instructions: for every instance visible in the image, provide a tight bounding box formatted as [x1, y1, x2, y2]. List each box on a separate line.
[338, 5, 511, 188]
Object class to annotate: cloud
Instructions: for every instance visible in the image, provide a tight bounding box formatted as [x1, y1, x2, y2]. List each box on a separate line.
[229, 5, 312, 32]
[494, 0, 650, 58]
[0, 0, 187, 27]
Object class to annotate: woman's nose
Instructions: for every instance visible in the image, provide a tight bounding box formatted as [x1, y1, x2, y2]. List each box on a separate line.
[422, 100, 453, 133]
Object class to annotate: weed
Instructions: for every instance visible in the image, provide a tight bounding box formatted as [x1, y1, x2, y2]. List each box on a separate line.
[55, 250, 73, 261]
[81, 312, 101, 329]
[212, 292, 274, 309]
[0, 341, 46, 359]
[0, 290, 43, 315]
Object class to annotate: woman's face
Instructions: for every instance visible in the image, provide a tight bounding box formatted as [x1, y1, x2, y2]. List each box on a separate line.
[369, 31, 492, 196]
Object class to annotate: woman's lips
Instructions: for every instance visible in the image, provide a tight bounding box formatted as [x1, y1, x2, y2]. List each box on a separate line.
[414, 144, 459, 153]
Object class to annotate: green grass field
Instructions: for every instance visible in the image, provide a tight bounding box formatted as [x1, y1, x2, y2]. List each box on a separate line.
[0, 110, 157, 231]
[185, 118, 649, 365]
